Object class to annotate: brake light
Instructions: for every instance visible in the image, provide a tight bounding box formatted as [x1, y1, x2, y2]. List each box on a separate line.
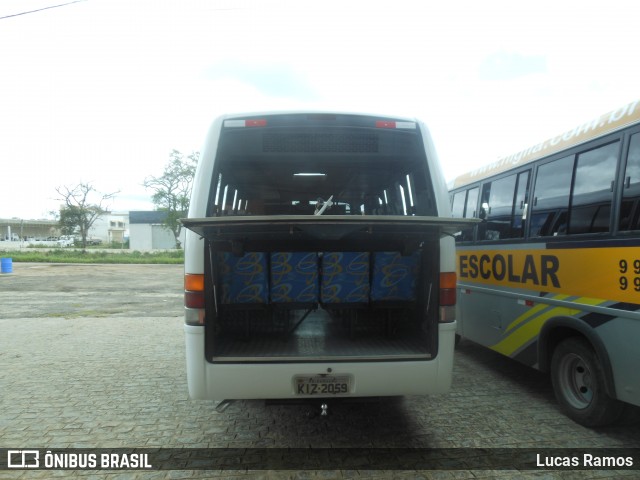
[185, 291, 205, 309]
[439, 272, 457, 307]
[375, 120, 416, 129]
[376, 120, 396, 128]
[224, 119, 267, 128]
[184, 274, 205, 309]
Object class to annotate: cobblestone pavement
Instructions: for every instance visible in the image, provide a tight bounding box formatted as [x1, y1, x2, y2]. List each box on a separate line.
[1, 264, 639, 479]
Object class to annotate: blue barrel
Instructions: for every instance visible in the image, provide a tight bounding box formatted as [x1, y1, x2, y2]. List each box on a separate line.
[1, 257, 13, 274]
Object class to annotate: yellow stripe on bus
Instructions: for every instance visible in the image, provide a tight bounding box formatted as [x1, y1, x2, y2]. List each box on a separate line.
[503, 294, 570, 335]
[490, 297, 606, 357]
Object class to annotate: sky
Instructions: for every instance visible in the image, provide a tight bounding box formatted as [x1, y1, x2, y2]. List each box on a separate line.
[1, 0, 639, 219]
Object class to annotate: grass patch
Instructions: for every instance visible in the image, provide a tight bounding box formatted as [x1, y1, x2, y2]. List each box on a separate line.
[0, 249, 184, 264]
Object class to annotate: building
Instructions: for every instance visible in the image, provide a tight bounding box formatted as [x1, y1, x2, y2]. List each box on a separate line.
[0, 218, 59, 241]
[129, 211, 183, 250]
[89, 212, 129, 245]
[2, 211, 182, 250]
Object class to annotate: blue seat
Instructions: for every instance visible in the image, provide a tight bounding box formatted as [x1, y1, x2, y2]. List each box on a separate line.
[320, 252, 370, 305]
[217, 252, 269, 305]
[270, 252, 319, 305]
[370, 251, 420, 303]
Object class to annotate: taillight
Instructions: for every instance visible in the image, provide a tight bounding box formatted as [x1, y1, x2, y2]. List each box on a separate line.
[245, 119, 267, 127]
[375, 120, 416, 129]
[184, 291, 205, 309]
[184, 274, 205, 309]
[224, 119, 267, 128]
[439, 272, 457, 307]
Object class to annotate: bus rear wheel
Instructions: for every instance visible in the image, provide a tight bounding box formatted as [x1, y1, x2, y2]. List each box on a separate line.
[550, 337, 624, 427]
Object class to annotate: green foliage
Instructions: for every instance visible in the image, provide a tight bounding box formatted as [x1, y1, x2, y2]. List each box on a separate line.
[0, 249, 183, 264]
[108, 240, 130, 249]
[143, 150, 199, 249]
[58, 205, 85, 236]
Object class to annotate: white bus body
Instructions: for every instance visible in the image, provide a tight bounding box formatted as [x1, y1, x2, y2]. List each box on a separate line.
[183, 111, 475, 401]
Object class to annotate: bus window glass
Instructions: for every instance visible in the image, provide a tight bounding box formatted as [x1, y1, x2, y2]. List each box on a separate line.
[512, 170, 530, 238]
[478, 174, 517, 241]
[405, 174, 415, 213]
[457, 187, 479, 242]
[451, 191, 465, 218]
[569, 141, 619, 234]
[451, 188, 476, 242]
[619, 133, 640, 231]
[210, 125, 439, 217]
[221, 185, 229, 213]
[465, 187, 479, 219]
[530, 155, 574, 237]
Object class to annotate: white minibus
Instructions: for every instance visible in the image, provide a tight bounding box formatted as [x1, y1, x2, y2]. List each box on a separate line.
[182, 111, 475, 404]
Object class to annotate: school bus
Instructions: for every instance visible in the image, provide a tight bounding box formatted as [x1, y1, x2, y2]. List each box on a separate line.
[449, 99, 640, 426]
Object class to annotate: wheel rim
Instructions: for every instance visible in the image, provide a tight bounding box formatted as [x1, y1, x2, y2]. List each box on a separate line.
[558, 352, 593, 409]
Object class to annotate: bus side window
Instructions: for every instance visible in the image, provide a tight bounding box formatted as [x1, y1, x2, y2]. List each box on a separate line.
[451, 191, 465, 218]
[209, 173, 223, 216]
[411, 172, 437, 216]
[530, 155, 574, 237]
[363, 194, 384, 215]
[451, 187, 479, 242]
[619, 132, 640, 231]
[220, 184, 230, 215]
[477, 174, 517, 241]
[568, 141, 619, 234]
[512, 170, 530, 238]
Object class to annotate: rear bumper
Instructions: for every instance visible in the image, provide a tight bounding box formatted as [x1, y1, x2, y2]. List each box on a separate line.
[183, 321, 456, 401]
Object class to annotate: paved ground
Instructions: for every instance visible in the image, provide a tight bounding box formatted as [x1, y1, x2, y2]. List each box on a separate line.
[1, 263, 639, 479]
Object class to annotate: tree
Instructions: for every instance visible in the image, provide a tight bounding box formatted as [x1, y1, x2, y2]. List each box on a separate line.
[143, 149, 199, 249]
[56, 183, 117, 251]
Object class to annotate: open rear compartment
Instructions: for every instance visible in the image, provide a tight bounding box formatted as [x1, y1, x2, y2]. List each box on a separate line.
[205, 243, 439, 362]
[181, 215, 470, 363]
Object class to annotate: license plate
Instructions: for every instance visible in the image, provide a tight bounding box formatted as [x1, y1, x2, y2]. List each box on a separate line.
[294, 375, 351, 396]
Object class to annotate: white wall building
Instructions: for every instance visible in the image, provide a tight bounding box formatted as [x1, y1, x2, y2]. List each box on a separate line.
[89, 212, 129, 245]
[129, 211, 183, 250]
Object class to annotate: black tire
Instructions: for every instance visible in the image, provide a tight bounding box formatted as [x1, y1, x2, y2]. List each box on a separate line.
[550, 337, 624, 427]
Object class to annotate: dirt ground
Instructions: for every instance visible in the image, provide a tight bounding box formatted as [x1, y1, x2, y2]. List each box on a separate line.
[0, 262, 183, 319]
